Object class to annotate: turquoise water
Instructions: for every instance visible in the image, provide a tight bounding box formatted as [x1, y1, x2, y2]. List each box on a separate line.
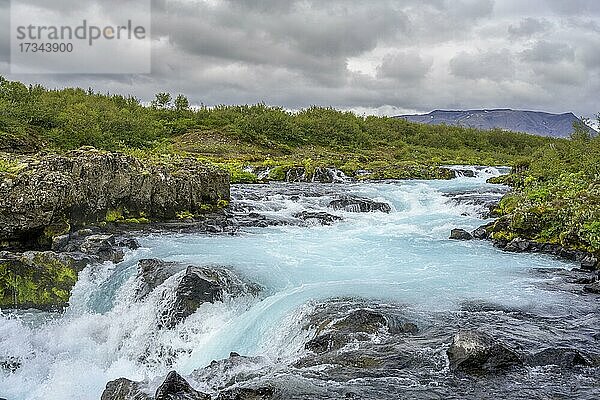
[0, 170, 580, 400]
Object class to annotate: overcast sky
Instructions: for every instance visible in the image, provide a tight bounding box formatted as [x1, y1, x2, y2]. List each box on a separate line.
[1, 0, 599, 117]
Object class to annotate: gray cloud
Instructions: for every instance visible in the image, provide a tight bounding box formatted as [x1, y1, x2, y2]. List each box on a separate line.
[508, 17, 552, 38]
[1, 0, 599, 118]
[449, 49, 516, 81]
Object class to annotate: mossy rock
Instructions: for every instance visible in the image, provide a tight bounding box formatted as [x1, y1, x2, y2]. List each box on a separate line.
[0, 252, 79, 310]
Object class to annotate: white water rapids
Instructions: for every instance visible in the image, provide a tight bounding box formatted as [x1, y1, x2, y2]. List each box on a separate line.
[1, 167, 588, 400]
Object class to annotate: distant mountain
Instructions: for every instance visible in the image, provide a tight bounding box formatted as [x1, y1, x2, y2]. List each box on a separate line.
[396, 109, 596, 138]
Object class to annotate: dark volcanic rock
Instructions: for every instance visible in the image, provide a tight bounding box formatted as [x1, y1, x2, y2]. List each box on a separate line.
[155, 371, 210, 400]
[293, 211, 343, 225]
[0, 149, 229, 248]
[0, 356, 21, 373]
[449, 229, 473, 240]
[333, 309, 387, 334]
[581, 254, 599, 271]
[504, 237, 530, 253]
[134, 259, 184, 300]
[528, 348, 591, 368]
[101, 377, 151, 400]
[305, 332, 349, 354]
[471, 226, 489, 240]
[328, 196, 391, 213]
[447, 330, 522, 373]
[583, 282, 600, 294]
[80, 234, 124, 263]
[157, 263, 260, 329]
[216, 387, 274, 400]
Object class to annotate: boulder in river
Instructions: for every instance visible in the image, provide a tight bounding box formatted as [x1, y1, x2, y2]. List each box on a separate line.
[155, 263, 261, 329]
[527, 348, 591, 368]
[293, 211, 343, 225]
[328, 196, 391, 213]
[581, 254, 599, 271]
[155, 371, 210, 400]
[583, 282, 600, 294]
[449, 229, 473, 240]
[101, 378, 151, 400]
[447, 330, 522, 373]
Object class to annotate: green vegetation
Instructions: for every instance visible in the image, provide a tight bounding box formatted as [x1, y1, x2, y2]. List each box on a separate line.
[0, 76, 560, 182]
[490, 124, 600, 255]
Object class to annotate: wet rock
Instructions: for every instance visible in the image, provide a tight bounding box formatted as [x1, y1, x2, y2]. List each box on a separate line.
[305, 332, 349, 354]
[51, 234, 70, 252]
[504, 237, 530, 253]
[118, 238, 140, 250]
[293, 211, 343, 225]
[216, 387, 274, 400]
[311, 167, 350, 183]
[134, 259, 183, 300]
[528, 348, 590, 368]
[447, 330, 522, 373]
[101, 378, 151, 400]
[80, 234, 124, 263]
[285, 167, 307, 182]
[583, 282, 600, 294]
[449, 229, 473, 240]
[328, 196, 391, 213]
[581, 255, 599, 271]
[159, 264, 260, 329]
[0, 356, 21, 373]
[333, 309, 387, 334]
[155, 371, 210, 400]
[471, 226, 489, 240]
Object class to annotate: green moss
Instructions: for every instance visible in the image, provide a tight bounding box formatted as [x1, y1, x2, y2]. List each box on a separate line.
[105, 209, 124, 223]
[268, 166, 287, 181]
[0, 254, 78, 309]
[176, 210, 195, 220]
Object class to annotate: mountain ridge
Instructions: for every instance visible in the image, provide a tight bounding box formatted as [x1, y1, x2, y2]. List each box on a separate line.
[396, 109, 595, 138]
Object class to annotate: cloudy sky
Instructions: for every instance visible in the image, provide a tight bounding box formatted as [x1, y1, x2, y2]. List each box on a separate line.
[1, 0, 599, 118]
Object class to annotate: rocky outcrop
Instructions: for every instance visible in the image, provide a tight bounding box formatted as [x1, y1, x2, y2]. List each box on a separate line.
[328, 196, 391, 213]
[216, 387, 274, 400]
[447, 330, 522, 373]
[0, 148, 229, 249]
[449, 229, 473, 240]
[155, 371, 210, 400]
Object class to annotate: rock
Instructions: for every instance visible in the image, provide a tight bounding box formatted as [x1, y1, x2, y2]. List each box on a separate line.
[328, 196, 391, 213]
[158, 264, 260, 329]
[333, 309, 387, 334]
[217, 387, 274, 400]
[581, 254, 599, 271]
[471, 226, 489, 240]
[504, 237, 530, 253]
[311, 167, 350, 183]
[447, 330, 522, 373]
[0, 356, 21, 373]
[583, 282, 600, 294]
[51, 234, 70, 252]
[285, 167, 307, 182]
[155, 371, 210, 400]
[0, 149, 230, 247]
[449, 229, 473, 240]
[101, 378, 151, 400]
[118, 238, 140, 250]
[528, 348, 590, 368]
[305, 332, 349, 354]
[80, 234, 124, 263]
[0, 250, 86, 310]
[293, 211, 342, 225]
[133, 259, 186, 300]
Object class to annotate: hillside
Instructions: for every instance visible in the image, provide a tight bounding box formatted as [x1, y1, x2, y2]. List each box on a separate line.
[397, 109, 595, 138]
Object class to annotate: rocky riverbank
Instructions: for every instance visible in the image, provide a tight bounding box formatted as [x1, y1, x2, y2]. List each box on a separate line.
[0, 148, 230, 309]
